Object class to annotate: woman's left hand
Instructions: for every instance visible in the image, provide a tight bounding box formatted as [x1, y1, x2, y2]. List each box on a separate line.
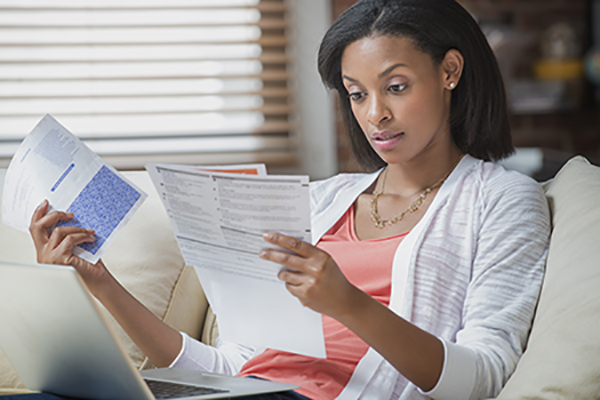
[259, 232, 360, 319]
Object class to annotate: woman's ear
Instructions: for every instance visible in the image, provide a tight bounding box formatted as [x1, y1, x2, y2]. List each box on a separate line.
[442, 49, 464, 90]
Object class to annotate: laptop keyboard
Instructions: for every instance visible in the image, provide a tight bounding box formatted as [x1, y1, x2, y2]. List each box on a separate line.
[144, 379, 229, 399]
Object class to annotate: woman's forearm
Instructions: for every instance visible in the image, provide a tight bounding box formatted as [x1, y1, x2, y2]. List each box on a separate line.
[338, 287, 444, 392]
[29, 202, 184, 368]
[261, 231, 445, 392]
[94, 274, 183, 368]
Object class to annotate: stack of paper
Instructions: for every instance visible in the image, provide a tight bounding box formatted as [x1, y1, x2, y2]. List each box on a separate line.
[146, 162, 325, 358]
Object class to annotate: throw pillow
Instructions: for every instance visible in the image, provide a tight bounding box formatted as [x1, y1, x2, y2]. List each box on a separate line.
[494, 156, 600, 399]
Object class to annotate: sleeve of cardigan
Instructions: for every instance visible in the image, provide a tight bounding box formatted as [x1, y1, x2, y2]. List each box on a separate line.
[169, 332, 258, 376]
[422, 171, 551, 400]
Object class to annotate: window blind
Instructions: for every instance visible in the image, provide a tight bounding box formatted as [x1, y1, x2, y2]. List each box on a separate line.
[0, 0, 295, 169]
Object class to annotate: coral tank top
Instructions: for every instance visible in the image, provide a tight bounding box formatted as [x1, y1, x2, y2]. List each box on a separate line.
[238, 205, 406, 400]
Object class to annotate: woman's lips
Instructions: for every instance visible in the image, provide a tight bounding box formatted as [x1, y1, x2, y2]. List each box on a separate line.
[371, 131, 404, 151]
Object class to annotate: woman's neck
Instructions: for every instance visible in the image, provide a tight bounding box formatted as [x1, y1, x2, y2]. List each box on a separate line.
[382, 147, 464, 197]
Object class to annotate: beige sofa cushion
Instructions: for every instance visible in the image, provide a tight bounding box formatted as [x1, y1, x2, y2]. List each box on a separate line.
[495, 156, 600, 399]
[0, 170, 208, 391]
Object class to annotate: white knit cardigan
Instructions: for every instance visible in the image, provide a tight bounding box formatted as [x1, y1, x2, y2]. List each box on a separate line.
[171, 155, 551, 400]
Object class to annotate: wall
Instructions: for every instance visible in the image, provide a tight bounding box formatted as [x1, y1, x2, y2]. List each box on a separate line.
[287, 0, 338, 180]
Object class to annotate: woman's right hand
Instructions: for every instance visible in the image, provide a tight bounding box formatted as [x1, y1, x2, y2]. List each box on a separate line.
[29, 199, 112, 295]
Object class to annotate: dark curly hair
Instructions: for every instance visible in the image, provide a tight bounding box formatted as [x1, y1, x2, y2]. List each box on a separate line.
[318, 0, 513, 171]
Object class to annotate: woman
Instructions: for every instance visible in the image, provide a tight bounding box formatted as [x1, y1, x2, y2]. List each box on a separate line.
[30, 0, 551, 399]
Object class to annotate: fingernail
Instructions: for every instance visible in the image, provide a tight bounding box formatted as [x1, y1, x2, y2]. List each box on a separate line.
[258, 250, 267, 258]
[263, 232, 273, 240]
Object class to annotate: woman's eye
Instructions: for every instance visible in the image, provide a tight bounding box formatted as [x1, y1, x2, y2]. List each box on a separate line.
[389, 83, 407, 93]
[348, 92, 364, 102]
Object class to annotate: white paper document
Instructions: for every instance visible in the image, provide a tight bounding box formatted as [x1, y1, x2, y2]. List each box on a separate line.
[146, 162, 326, 358]
[2, 115, 147, 264]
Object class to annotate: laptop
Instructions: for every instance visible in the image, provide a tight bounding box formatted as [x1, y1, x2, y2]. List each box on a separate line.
[0, 261, 299, 399]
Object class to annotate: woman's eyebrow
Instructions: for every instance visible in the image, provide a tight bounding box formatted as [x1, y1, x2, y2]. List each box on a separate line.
[342, 63, 408, 83]
[378, 63, 407, 79]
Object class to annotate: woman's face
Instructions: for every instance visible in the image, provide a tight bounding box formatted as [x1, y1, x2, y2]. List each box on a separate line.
[341, 35, 455, 165]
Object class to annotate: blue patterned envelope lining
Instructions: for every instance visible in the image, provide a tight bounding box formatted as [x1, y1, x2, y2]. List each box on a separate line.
[55, 165, 141, 255]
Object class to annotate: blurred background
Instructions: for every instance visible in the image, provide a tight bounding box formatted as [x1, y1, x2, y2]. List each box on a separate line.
[0, 0, 598, 181]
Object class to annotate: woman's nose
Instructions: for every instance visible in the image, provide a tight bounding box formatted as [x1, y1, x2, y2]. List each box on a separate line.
[367, 96, 392, 126]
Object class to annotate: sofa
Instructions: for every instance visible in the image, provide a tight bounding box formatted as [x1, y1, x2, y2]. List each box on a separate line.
[1, 156, 599, 399]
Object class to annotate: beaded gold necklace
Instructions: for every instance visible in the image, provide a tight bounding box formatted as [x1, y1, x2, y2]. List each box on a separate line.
[370, 156, 463, 229]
